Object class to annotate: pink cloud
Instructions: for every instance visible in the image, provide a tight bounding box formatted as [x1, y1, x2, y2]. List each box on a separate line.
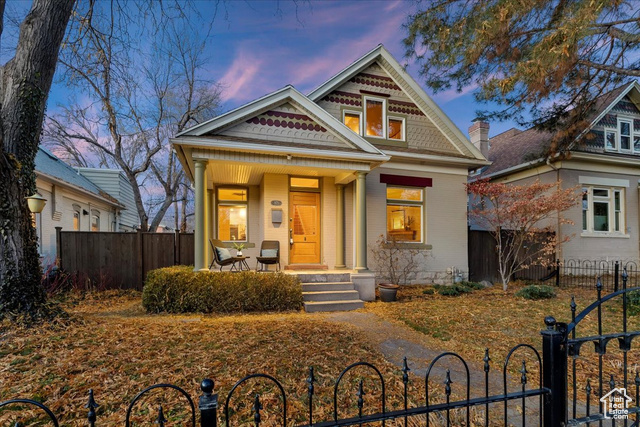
[219, 50, 263, 102]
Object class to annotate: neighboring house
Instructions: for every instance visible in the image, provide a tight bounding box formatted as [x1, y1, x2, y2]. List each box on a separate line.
[474, 81, 640, 262]
[34, 147, 137, 263]
[75, 168, 139, 231]
[171, 44, 488, 294]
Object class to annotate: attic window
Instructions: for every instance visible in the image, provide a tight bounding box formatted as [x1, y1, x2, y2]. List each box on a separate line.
[364, 97, 385, 138]
[343, 111, 362, 134]
[388, 117, 404, 140]
[605, 117, 640, 154]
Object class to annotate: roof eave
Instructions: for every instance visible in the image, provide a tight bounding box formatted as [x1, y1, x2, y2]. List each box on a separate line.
[36, 171, 125, 208]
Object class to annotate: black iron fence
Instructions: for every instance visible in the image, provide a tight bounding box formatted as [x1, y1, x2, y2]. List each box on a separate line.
[515, 259, 639, 290]
[2, 279, 640, 426]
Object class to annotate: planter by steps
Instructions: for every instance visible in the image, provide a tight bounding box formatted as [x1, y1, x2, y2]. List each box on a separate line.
[378, 284, 399, 302]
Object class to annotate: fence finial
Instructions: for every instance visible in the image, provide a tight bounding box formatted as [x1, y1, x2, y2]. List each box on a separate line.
[85, 389, 99, 426]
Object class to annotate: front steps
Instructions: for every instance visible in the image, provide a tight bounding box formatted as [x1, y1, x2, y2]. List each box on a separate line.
[296, 272, 365, 312]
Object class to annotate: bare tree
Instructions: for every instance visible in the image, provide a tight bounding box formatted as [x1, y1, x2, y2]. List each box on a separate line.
[0, 0, 75, 319]
[44, 1, 221, 231]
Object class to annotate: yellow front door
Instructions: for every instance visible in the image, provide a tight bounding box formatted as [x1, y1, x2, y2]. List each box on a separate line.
[290, 192, 321, 264]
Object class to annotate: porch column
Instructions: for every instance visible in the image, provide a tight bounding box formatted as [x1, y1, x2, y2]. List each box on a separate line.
[355, 171, 368, 271]
[207, 189, 215, 266]
[194, 159, 207, 271]
[335, 184, 346, 269]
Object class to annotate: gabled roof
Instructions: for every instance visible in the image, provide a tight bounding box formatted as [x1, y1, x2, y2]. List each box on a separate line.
[308, 44, 487, 162]
[481, 81, 640, 178]
[36, 147, 124, 207]
[175, 85, 388, 157]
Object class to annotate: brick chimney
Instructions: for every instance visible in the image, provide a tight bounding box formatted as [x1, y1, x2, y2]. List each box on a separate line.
[468, 120, 490, 158]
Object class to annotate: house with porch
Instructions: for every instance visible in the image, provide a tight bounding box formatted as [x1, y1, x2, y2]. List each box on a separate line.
[171, 45, 489, 305]
[474, 81, 640, 264]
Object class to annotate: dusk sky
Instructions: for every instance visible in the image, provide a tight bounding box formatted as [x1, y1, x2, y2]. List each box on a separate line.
[2, 0, 518, 138]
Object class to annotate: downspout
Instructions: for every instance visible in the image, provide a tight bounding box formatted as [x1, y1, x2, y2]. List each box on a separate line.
[546, 157, 562, 261]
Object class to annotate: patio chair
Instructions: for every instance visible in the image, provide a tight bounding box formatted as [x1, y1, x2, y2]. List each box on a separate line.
[256, 240, 280, 271]
[210, 239, 236, 271]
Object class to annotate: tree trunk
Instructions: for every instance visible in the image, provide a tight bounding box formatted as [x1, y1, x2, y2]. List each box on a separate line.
[0, 0, 75, 318]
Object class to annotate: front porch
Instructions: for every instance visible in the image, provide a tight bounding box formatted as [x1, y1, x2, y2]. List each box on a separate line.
[187, 154, 378, 303]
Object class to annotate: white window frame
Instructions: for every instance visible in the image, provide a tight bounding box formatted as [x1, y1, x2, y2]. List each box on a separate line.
[604, 117, 640, 154]
[342, 109, 362, 135]
[581, 186, 626, 235]
[363, 96, 386, 139]
[618, 118, 632, 152]
[91, 209, 101, 232]
[387, 116, 406, 141]
[386, 186, 424, 244]
[72, 204, 81, 231]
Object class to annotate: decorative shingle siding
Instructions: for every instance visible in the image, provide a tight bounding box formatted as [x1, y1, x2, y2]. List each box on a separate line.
[316, 62, 462, 157]
[219, 102, 351, 150]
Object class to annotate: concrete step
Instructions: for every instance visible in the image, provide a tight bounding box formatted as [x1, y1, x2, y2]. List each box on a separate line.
[301, 282, 354, 292]
[304, 300, 364, 312]
[303, 290, 361, 302]
[294, 273, 351, 283]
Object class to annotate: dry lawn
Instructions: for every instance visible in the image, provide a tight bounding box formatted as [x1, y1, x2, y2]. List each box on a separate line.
[0, 292, 454, 426]
[1, 283, 638, 426]
[365, 282, 640, 410]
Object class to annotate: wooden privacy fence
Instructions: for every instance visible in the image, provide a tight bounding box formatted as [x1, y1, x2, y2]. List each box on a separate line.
[468, 229, 555, 283]
[55, 227, 194, 290]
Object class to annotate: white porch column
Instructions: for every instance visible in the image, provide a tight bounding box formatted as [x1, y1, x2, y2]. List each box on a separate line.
[335, 184, 346, 269]
[355, 171, 368, 271]
[194, 159, 207, 271]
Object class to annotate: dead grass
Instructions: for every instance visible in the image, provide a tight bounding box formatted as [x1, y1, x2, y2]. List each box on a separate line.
[366, 282, 640, 408]
[0, 291, 458, 426]
[1, 284, 637, 426]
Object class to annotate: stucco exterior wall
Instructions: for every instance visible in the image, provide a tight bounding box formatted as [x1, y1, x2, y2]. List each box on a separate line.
[559, 168, 639, 262]
[321, 176, 337, 268]
[261, 174, 290, 266]
[365, 165, 470, 283]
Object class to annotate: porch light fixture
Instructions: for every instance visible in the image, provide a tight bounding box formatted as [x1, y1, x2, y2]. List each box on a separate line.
[25, 193, 47, 214]
[287, 154, 292, 160]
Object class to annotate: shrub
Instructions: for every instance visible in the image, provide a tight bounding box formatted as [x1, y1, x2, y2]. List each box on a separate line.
[515, 285, 557, 300]
[628, 290, 640, 316]
[142, 266, 303, 313]
[437, 283, 471, 296]
[434, 281, 483, 297]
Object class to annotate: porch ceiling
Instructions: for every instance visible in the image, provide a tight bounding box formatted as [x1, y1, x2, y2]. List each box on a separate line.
[206, 160, 358, 186]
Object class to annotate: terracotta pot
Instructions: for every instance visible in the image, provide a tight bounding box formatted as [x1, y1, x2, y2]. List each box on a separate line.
[378, 284, 399, 302]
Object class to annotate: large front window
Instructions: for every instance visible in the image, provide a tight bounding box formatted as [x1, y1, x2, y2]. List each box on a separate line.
[386, 186, 423, 242]
[217, 188, 247, 241]
[582, 186, 625, 233]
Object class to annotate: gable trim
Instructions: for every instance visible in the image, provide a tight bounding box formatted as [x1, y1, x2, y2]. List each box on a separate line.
[176, 86, 387, 157]
[308, 45, 487, 161]
[569, 81, 640, 151]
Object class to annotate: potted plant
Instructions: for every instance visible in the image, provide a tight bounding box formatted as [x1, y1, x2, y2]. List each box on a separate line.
[369, 234, 424, 302]
[232, 242, 247, 257]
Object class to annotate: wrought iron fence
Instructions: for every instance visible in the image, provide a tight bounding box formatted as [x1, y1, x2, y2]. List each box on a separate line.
[1, 347, 548, 426]
[515, 259, 639, 291]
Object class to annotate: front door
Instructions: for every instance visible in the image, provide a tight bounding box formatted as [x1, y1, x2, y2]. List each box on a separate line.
[290, 192, 321, 264]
